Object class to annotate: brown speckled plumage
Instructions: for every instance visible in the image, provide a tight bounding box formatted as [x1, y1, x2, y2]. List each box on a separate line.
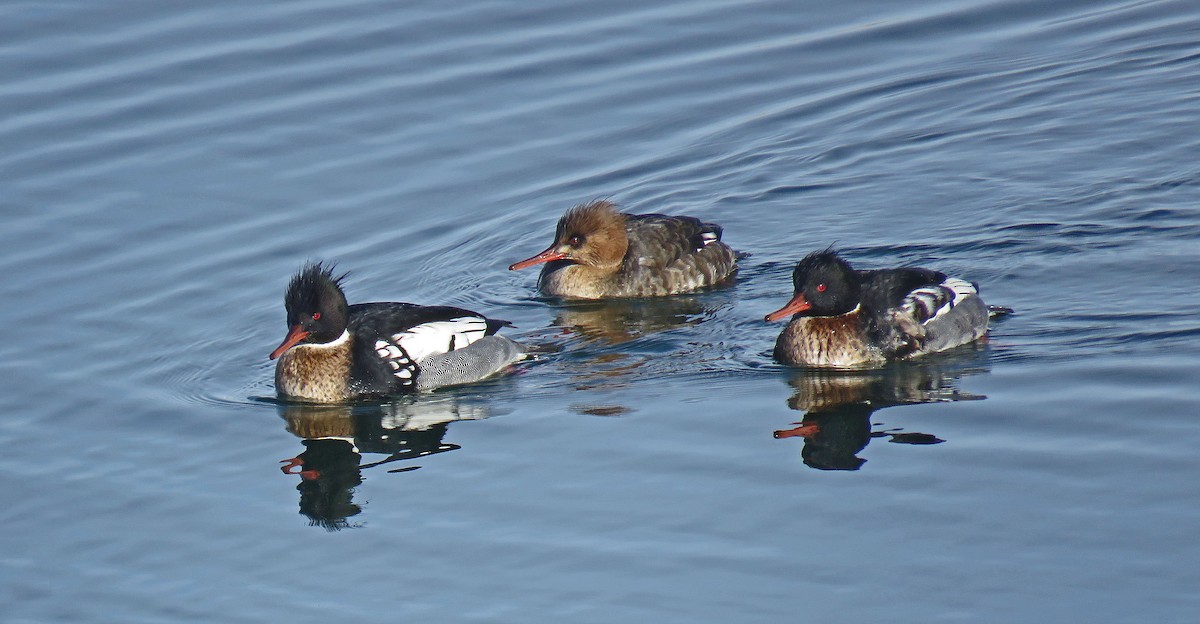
[274, 336, 353, 402]
[772, 307, 886, 368]
[514, 200, 738, 299]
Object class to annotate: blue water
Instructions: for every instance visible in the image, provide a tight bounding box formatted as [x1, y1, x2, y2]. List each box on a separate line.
[3, 0, 1200, 622]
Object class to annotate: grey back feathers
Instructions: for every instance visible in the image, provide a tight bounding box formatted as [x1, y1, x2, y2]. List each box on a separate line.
[415, 336, 526, 391]
[911, 288, 989, 354]
[371, 316, 503, 390]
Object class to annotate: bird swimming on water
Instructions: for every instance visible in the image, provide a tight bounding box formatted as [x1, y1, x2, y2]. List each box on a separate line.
[765, 249, 990, 368]
[509, 199, 739, 299]
[270, 262, 525, 402]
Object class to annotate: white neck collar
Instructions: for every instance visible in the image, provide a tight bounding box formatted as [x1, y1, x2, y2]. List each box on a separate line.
[298, 329, 350, 349]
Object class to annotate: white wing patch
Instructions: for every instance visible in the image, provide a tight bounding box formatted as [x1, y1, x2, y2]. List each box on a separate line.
[944, 278, 978, 298]
[393, 317, 490, 364]
[698, 231, 719, 247]
[373, 339, 418, 388]
[901, 278, 977, 325]
[371, 317, 490, 387]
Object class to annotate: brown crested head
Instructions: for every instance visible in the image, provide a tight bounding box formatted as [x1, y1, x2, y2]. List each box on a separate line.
[509, 199, 629, 271]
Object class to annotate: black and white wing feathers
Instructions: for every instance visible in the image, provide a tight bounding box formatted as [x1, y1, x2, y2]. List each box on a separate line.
[348, 303, 509, 393]
[885, 277, 982, 358]
[898, 279, 977, 325]
[859, 267, 948, 313]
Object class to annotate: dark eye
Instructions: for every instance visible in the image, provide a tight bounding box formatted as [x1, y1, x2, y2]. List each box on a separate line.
[567, 235, 583, 246]
[312, 312, 321, 321]
[816, 283, 827, 293]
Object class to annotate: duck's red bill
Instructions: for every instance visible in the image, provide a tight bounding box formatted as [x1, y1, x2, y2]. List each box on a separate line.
[509, 247, 566, 270]
[270, 325, 310, 360]
[765, 294, 811, 322]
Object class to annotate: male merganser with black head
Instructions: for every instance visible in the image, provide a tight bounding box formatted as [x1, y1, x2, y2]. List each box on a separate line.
[765, 250, 989, 368]
[508, 200, 738, 298]
[270, 262, 525, 402]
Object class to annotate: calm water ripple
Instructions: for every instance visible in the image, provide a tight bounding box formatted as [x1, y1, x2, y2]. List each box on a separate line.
[3, 0, 1200, 622]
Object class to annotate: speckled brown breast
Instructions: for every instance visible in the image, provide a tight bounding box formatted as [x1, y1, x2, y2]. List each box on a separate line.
[538, 263, 618, 299]
[773, 310, 886, 368]
[275, 339, 353, 402]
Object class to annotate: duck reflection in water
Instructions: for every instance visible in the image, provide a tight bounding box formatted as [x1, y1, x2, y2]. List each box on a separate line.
[277, 395, 490, 530]
[550, 295, 719, 345]
[547, 295, 732, 411]
[775, 344, 990, 470]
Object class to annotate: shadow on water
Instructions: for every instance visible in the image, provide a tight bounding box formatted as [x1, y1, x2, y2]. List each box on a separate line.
[773, 343, 991, 471]
[276, 395, 490, 530]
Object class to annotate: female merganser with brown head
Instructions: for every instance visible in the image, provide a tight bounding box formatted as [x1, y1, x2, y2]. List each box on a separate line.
[765, 250, 990, 368]
[270, 262, 525, 402]
[508, 200, 738, 299]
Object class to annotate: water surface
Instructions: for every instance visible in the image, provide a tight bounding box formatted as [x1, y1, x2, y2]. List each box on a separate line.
[3, 0, 1200, 622]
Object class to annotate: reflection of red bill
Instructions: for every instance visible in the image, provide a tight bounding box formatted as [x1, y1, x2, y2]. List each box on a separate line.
[773, 422, 821, 439]
[280, 457, 321, 481]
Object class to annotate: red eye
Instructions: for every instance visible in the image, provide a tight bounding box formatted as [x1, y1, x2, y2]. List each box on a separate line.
[816, 284, 827, 292]
[312, 312, 321, 320]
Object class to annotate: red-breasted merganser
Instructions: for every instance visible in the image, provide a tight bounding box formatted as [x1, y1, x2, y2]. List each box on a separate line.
[765, 250, 989, 368]
[508, 200, 738, 298]
[270, 262, 524, 402]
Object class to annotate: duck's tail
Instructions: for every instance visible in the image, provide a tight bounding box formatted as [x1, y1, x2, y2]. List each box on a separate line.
[987, 305, 1015, 319]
